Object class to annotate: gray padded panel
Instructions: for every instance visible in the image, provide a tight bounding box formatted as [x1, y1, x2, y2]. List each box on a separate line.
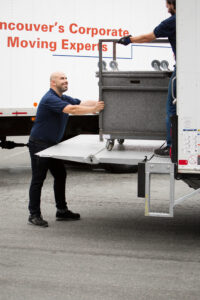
[100, 71, 170, 139]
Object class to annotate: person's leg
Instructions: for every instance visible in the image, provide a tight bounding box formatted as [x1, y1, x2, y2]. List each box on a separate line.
[154, 68, 176, 157]
[166, 68, 176, 147]
[49, 158, 67, 210]
[28, 141, 49, 217]
[49, 159, 80, 220]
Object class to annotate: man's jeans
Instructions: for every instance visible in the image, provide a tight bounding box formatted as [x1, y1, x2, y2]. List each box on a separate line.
[166, 67, 176, 147]
[28, 138, 67, 216]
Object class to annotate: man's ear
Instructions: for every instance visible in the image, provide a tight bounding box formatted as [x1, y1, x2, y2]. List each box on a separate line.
[51, 80, 56, 87]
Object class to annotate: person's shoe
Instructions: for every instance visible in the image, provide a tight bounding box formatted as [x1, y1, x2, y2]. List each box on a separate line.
[154, 146, 170, 157]
[28, 215, 48, 227]
[56, 209, 80, 221]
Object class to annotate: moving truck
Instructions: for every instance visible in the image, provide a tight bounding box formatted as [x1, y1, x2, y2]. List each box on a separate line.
[0, 0, 174, 149]
[36, 0, 200, 216]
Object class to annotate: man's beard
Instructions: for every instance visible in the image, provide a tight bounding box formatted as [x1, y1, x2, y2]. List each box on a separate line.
[58, 86, 68, 93]
[169, 8, 176, 15]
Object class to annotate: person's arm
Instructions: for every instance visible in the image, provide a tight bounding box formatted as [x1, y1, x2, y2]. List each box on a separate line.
[118, 32, 156, 45]
[62, 101, 104, 115]
[130, 32, 156, 43]
[79, 100, 98, 106]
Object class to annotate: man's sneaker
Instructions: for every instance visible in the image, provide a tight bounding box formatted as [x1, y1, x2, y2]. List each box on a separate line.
[154, 146, 170, 157]
[28, 215, 48, 227]
[56, 209, 80, 221]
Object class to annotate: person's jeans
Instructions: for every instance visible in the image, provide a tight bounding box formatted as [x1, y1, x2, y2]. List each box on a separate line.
[28, 138, 67, 216]
[166, 67, 176, 147]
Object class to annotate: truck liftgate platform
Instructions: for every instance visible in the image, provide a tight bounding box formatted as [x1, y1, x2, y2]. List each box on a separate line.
[37, 135, 200, 218]
[37, 135, 165, 165]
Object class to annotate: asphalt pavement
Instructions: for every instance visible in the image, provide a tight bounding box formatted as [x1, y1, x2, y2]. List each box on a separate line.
[0, 136, 200, 300]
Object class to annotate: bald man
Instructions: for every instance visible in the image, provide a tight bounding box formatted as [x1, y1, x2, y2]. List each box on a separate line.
[28, 72, 104, 227]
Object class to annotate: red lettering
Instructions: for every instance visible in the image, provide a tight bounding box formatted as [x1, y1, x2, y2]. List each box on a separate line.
[77, 43, 84, 52]
[102, 44, 107, 52]
[41, 24, 48, 32]
[70, 42, 76, 50]
[25, 24, 32, 31]
[29, 40, 37, 48]
[8, 23, 15, 30]
[16, 23, 24, 30]
[107, 29, 111, 35]
[85, 43, 91, 51]
[99, 28, 106, 35]
[69, 23, 78, 34]
[49, 25, 54, 32]
[7, 36, 19, 47]
[91, 28, 98, 37]
[21, 40, 28, 48]
[0, 22, 7, 30]
[118, 29, 123, 36]
[49, 41, 57, 51]
[123, 30, 129, 36]
[59, 25, 64, 33]
[33, 24, 41, 31]
[62, 39, 69, 49]
[79, 27, 85, 34]
[92, 44, 98, 51]
[111, 29, 118, 36]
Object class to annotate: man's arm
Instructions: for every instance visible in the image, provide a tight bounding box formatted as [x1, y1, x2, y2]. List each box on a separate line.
[79, 100, 98, 106]
[118, 32, 156, 45]
[130, 32, 156, 43]
[62, 101, 104, 115]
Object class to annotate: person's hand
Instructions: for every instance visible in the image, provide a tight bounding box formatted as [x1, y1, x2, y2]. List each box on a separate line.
[93, 101, 104, 113]
[118, 35, 132, 46]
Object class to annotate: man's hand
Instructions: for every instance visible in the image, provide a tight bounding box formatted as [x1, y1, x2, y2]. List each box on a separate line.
[93, 101, 104, 113]
[118, 35, 132, 46]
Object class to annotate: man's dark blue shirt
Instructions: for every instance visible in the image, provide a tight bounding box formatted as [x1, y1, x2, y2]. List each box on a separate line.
[30, 89, 81, 144]
[154, 14, 176, 58]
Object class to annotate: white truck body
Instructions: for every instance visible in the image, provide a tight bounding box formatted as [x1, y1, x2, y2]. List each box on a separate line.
[177, 0, 200, 174]
[0, 0, 174, 116]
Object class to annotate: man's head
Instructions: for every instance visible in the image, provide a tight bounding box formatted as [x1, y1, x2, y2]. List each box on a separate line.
[50, 72, 68, 96]
[166, 0, 176, 15]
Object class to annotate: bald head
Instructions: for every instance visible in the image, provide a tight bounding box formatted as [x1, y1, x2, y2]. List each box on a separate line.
[50, 71, 68, 96]
[50, 71, 66, 82]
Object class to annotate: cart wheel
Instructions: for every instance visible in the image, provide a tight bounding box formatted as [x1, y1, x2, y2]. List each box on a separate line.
[109, 60, 118, 71]
[117, 139, 124, 145]
[106, 139, 114, 151]
[151, 60, 161, 71]
[97, 60, 107, 71]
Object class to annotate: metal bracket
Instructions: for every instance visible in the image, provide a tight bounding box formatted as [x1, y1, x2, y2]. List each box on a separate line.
[145, 159, 175, 217]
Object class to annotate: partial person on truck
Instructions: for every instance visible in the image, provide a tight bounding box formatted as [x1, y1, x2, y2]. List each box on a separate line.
[118, 0, 176, 157]
[28, 71, 104, 227]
